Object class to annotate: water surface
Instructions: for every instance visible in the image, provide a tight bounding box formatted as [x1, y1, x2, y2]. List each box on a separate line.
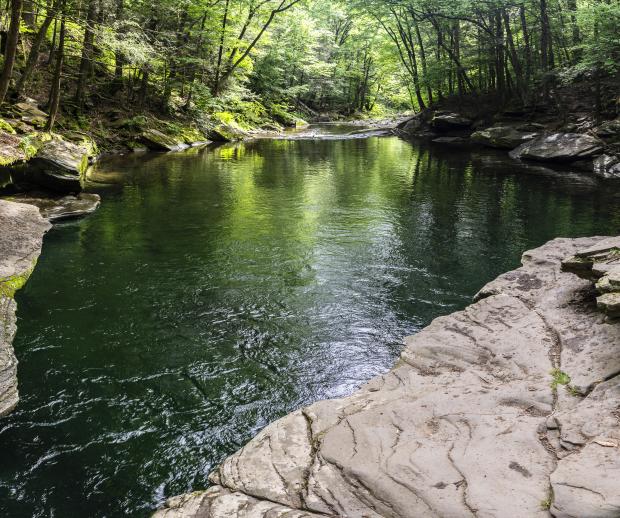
[1, 133, 619, 516]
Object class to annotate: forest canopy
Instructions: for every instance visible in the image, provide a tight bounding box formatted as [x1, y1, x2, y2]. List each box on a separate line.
[0, 0, 618, 130]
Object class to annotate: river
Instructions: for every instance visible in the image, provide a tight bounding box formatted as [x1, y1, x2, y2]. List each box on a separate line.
[1, 127, 619, 516]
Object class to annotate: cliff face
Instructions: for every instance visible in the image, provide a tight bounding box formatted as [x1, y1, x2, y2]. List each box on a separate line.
[0, 200, 50, 416]
[155, 236, 620, 518]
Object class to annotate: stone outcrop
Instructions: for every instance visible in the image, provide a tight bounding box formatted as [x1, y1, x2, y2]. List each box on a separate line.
[593, 155, 620, 179]
[141, 129, 190, 152]
[26, 136, 96, 193]
[0, 200, 50, 416]
[562, 237, 620, 318]
[471, 125, 539, 150]
[509, 133, 604, 163]
[6, 193, 101, 222]
[155, 236, 620, 517]
[430, 112, 472, 132]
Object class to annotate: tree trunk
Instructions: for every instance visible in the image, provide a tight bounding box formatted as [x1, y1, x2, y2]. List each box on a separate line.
[16, 0, 60, 97]
[22, 0, 35, 27]
[414, 23, 432, 104]
[519, 4, 532, 87]
[0, 0, 23, 104]
[46, 9, 65, 131]
[75, 0, 98, 111]
[213, 0, 230, 95]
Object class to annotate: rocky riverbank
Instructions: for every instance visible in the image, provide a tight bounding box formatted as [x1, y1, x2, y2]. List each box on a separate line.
[155, 236, 620, 517]
[394, 108, 620, 179]
[0, 199, 50, 416]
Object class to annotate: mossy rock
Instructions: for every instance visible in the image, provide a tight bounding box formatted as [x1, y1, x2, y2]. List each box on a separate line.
[25, 136, 94, 193]
[0, 119, 16, 135]
[140, 129, 186, 151]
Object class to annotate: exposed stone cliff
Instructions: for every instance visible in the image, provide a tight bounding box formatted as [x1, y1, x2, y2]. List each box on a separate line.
[0, 200, 50, 416]
[155, 236, 620, 518]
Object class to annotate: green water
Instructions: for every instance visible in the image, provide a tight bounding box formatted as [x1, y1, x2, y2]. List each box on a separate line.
[1, 131, 619, 516]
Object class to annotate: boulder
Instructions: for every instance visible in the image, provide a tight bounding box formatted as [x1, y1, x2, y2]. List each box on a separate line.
[593, 154, 620, 179]
[141, 129, 188, 152]
[509, 133, 604, 163]
[430, 112, 472, 132]
[471, 126, 539, 150]
[8, 193, 101, 222]
[13, 101, 48, 128]
[27, 137, 94, 193]
[594, 118, 620, 140]
[205, 123, 247, 142]
[0, 130, 28, 167]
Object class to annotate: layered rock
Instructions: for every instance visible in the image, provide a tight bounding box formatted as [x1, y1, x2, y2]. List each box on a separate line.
[6, 193, 101, 222]
[562, 237, 620, 318]
[0, 200, 50, 416]
[141, 129, 190, 152]
[471, 125, 539, 150]
[509, 133, 604, 163]
[155, 236, 620, 517]
[26, 136, 96, 193]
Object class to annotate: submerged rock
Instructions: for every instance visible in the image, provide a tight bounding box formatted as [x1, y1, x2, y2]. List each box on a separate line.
[432, 136, 468, 145]
[471, 126, 539, 150]
[8, 193, 101, 222]
[510, 133, 604, 163]
[155, 235, 620, 517]
[0, 200, 50, 416]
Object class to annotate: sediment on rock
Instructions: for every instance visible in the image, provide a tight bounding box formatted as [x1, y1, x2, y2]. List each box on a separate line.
[155, 235, 620, 517]
[0, 199, 51, 416]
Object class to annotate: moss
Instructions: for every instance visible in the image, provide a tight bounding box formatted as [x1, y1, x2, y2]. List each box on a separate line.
[0, 259, 38, 299]
[550, 369, 571, 390]
[0, 119, 16, 135]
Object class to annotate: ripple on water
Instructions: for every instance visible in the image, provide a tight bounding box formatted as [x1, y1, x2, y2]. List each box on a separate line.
[1, 135, 619, 516]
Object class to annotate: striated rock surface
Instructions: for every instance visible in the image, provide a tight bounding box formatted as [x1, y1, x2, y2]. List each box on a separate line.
[510, 133, 604, 163]
[0, 200, 50, 416]
[27, 137, 96, 193]
[471, 126, 539, 150]
[6, 193, 101, 222]
[156, 236, 620, 518]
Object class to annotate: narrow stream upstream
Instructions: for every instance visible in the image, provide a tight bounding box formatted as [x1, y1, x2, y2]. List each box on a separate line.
[1, 127, 619, 516]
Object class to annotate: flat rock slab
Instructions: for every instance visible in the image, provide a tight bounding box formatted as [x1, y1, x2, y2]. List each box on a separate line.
[155, 235, 620, 517]
[6, 193, 101, 222]
[0, 200, 50, 416]
[471, 126, 539, 150]
[510, 133, 604, 163]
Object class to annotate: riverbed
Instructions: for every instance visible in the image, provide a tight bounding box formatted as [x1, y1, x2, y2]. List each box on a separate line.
[1, 128, 619, 516]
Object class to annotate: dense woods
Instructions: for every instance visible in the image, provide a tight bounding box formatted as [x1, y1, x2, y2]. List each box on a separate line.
[0, 0, 617, 131]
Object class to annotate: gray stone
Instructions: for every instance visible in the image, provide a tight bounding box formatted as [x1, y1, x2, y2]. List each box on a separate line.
[28, 137, 95, 193]
[0, 200, 50, 416]
[593, 155, 620, 179]
[157, 235, 620, 518]
[430, 113, 472, 132]
[7, 193, 101, 222]
[141, 129, 188, 152]
[471, 126, 539, 150]
[510, 133, 604, 163]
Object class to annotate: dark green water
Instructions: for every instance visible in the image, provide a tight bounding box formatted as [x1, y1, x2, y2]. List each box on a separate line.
[1, 131, 619, 517]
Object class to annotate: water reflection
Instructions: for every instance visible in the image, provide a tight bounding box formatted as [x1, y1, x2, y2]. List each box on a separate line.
[1, 136, 619, 517]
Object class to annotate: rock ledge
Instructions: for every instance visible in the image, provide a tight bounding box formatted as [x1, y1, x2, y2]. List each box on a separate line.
[155, 236, 620, 517]
[0, 199, 50, 416]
